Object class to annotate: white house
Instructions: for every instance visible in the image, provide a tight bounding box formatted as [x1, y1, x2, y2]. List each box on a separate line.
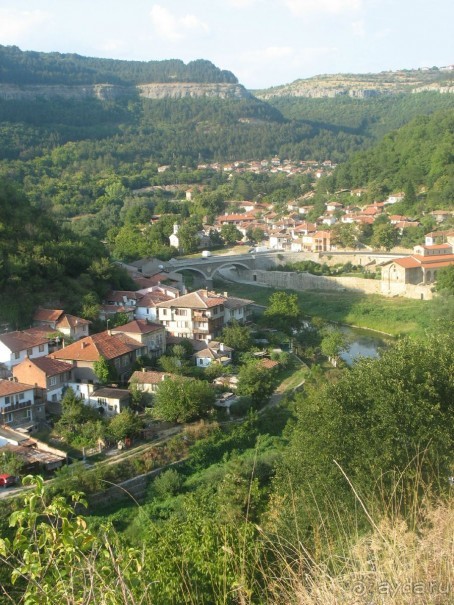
[67, 382, 130, 416]
[0, 331, 50, 370]
[111, 319, 167, 358]
[193, 341, 233, 367]
[0, 379, 44, 429]
[223, 296, 254, 324]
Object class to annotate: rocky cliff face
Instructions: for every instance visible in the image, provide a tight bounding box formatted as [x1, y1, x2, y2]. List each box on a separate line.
[256, 71, 454, 99]
[0, 82, 251, 101]
[138, 82, 251, 99]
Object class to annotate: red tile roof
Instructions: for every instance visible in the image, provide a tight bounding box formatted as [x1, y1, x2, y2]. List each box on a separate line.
[0, 331, 49, 353]
[394, 254, 454, 270]
[129, 370, 172, 384]
[112, 319, 164, 335]
[0, 379, 34, 396]
[14, 357, 72, 376]
[51, 331, 144, 362]
[260, 359, 279, 370]
[33, 308, 64, 323]
[157, 289, 226, 310]
[57, 314, 91, 329]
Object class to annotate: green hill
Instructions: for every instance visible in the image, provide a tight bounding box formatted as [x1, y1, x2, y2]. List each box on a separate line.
[327, 108, 454, 209]
[0, 44, 238, 85]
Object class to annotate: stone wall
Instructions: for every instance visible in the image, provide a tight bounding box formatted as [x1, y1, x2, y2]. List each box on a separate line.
[86, 459, 186, 511]
[253, 270, 381, 295]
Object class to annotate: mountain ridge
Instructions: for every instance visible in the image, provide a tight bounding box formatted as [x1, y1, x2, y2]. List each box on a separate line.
[255, 68, 454, 99]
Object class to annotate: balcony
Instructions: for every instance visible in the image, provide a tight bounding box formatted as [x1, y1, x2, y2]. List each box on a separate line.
[2, 400, 34, 412]
[193, 326, 210, 334]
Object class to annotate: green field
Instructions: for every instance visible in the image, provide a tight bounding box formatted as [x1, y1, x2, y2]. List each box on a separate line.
[216, 279, 445, 337]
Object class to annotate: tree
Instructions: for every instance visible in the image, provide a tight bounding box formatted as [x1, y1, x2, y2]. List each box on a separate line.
[237, 360, 277, 406]
[150, 468, 183, 500]
[0, 451, 24, 477]
[153, 377, 215, 422]
[220, 224, 242, 246]
[246, 227, 265, 244]
[107, 409, 143, 442]
[54, 388, 106, 448]
[320, 329, 348, 366]
[371, 222, 398, 251]
[0, 476, 150, 604]
[331, 223, 357, 249]
[435, 265, 454, 295]
[221, 321, 253, 353]
[93, 355, 118, 384]
[177, 222, 200, 254]
[273, 330, 454, 546]
[80, 292, 100, 322]
[263, 291, 301, 335]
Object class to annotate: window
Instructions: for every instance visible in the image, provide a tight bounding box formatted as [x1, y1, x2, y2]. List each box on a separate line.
[5, 396, 10, 405]
[39, 344, 45, 352]
[27, 348, 33, 356]
[14, 352, 20, 359]
[19, 393, 25, 400]
[49, 376, 57, 386]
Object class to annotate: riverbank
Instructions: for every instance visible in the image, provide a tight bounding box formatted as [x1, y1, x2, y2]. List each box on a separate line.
[216, 278, 435, 337]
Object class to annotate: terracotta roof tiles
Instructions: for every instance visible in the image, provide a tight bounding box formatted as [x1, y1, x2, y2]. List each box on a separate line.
[0, 379, 34, 396]
[51, 331, 144, 362]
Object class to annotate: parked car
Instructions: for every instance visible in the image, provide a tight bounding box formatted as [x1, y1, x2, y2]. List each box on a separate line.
[0, 473, 17, 488]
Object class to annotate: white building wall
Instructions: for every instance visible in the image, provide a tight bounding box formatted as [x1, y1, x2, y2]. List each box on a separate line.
[0, 343, 49, 370]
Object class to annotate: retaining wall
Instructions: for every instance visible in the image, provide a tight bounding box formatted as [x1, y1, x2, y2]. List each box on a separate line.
[253, 270, 381, 295]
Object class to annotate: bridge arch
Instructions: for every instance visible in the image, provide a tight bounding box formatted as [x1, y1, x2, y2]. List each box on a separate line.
[209, 261, 253, 281]
[170, 266, 209, 281]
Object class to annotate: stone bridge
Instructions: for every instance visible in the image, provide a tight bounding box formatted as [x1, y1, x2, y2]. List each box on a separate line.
[163, 252, 275, 288]
[161, 249, 407, 289]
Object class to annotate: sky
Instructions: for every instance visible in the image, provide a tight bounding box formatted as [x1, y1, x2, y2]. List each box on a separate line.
[0, 0, 452, 89]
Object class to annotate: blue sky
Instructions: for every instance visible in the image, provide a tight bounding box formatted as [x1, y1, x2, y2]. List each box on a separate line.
[0, 0, 452, 89]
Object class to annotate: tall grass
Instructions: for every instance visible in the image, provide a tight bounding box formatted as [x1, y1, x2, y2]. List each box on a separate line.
[217, 279, 437, 337]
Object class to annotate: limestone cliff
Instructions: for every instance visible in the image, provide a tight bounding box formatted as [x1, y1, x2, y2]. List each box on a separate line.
[255, 70, 454, 99]
[0, 82, 251, 101]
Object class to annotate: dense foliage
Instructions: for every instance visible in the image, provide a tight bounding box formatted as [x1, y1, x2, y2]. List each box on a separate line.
[0, 178, 134, 326]
[272, 330, 454, 543]
[1, 330, 453, 603]
[327, 108, 454, 209]
[0, 45, 238, 85]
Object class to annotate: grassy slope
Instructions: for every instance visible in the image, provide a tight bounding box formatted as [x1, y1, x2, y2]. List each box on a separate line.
[217, 279, 436, 337]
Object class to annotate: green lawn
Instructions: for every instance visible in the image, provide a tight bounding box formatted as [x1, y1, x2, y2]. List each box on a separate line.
[216, 280, 440, 337]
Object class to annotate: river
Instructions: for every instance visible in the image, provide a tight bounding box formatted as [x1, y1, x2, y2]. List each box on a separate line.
[338, 326, 390, 366]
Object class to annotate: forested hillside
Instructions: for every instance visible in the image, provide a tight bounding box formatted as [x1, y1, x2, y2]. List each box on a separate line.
[0, 179, 134, 326]
[0, 45, 237, 84]
[325, 108, 454, 209]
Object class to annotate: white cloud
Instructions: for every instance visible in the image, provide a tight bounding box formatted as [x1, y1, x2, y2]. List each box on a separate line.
[351, 20, 366, 37]
[284, 0, 362, 15]
[0, 9, 50, 42]
[262, 46, 294, 59]
[149, 5, 209, 42]
[227, 0, 259, 6]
